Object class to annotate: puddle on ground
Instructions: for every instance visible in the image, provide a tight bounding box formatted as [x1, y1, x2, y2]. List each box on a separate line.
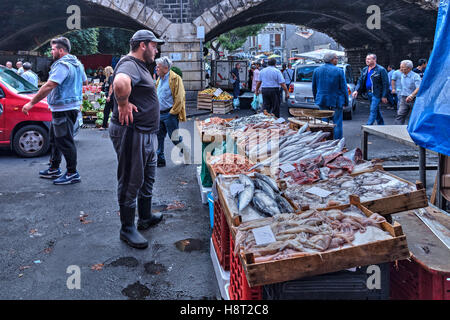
[109, 257, 139, 268]
[144, 261, 167, 275]
[121, 281, 150, 300]
[174, 238, 204, 252]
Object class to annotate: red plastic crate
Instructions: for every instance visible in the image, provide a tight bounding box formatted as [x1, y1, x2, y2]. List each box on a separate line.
[229, 235, 263, 300]
[211, 200, 230, 271]
[390, 258, 450, 300]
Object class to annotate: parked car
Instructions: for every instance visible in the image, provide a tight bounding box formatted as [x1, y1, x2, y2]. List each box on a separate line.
[0, 66, 82, 157]
[287, 63, 357, 120]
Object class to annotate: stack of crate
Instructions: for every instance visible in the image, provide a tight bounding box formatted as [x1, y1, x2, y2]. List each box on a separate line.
[213, 99, 233, 114]
[197, 92, 213, 111]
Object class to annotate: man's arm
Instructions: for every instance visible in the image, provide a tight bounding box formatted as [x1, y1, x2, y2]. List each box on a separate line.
[312, 70, 317, 99]
[114, 73, 137, 125]
[381, 68, 389, 99]
[22, 81, 58, 115]
[255, 81, 262, 95]
[391, 79, 397, 94]
[340, 70, 349, 106]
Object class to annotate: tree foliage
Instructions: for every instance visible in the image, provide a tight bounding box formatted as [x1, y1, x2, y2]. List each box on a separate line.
[214, 24, 267, 51]
[38, 28, 134, 57]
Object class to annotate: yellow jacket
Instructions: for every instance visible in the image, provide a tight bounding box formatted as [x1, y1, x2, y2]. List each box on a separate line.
[156, 70, 186, 122]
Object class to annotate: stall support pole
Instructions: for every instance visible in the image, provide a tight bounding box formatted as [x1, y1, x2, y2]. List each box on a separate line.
[419, 146, 427, 189]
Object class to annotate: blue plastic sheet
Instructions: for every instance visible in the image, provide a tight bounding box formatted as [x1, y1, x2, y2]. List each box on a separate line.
[408, 0, 450, 156]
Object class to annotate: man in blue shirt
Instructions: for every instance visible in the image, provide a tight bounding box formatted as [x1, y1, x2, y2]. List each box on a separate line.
[21, 62, 39, 87]
[312, 52, 349, 139]
[22, 37, 87, 185]
[353, 54, 389, 125]
[255, 58, 289, 117]
[394, 60, 421, 125]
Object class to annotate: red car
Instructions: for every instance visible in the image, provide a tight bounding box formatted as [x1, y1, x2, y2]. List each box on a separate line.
[0, 66, 81, 157]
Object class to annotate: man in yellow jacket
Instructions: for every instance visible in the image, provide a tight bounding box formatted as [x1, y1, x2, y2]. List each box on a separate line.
[155, 56, 189, 167]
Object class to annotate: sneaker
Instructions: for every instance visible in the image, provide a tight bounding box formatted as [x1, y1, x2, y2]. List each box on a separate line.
[40, 168, 63, 179]
[53, 171, 81, 185]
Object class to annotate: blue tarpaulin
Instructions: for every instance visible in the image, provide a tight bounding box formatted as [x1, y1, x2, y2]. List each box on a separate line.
[408, 0, 450, 156]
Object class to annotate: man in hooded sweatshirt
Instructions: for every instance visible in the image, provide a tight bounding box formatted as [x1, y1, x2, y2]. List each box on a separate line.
[22, 37, 87, 185]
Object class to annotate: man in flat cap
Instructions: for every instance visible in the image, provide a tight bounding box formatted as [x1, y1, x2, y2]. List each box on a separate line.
[110, 30, 165, 249]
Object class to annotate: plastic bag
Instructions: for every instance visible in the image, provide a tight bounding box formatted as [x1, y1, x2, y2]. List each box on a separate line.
[233, 98, 240, 108]
[251, 94, 263, 111]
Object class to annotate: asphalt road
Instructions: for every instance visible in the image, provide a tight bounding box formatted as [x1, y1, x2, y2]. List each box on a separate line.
[0, 98, 438, 300]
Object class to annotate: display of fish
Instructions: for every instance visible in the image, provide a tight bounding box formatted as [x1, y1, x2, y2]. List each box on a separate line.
[283, 171, 416, 209]
[233, 207, 391, 262]
[252, 190, 281, 217]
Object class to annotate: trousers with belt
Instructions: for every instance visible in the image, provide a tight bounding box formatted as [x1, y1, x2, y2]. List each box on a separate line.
[261, 87, 281, 118]
[109, 122, 158, 208]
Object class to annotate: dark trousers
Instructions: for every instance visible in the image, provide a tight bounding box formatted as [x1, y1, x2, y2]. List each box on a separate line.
[109, 122, 158, 208]
[262, 87, 281, 118]
[157, 112, 182, 160]
[102, 98, 114, 128]
[49, 110, 78, 173]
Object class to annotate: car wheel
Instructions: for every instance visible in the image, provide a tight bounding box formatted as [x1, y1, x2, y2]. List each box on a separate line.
[12, 125, 49, 158]
[343, 110, 352, 120]
[361, 92, 368, 100]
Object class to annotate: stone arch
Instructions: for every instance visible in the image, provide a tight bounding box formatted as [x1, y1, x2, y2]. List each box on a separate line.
[0, 0, 173, 51]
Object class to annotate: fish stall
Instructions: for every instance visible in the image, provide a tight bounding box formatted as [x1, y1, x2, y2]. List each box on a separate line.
[197, 113, 430, 298]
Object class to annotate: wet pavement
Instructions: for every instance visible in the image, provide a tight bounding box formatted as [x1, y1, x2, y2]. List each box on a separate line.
[0, 100, 438, 299]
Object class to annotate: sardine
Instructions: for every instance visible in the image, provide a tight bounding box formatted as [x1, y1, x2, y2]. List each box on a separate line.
[252, 191, 281, 217]
[254, 172, 279, 192]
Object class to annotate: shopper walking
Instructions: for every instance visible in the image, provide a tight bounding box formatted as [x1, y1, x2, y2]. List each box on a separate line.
[394, 60, 421, 125]
[230, 63, 241, 110]
[109, 30, 165, 249]
[352, 53, 389, 125]
[21, 62, 39, 87]
[155, 56, 189, 168]
[22, 37, 87, 185]
[255, 58, 289, 118]
[100, 66, 114, 130]
[413, 58, 427, 79]
[312, 52, 348, 139]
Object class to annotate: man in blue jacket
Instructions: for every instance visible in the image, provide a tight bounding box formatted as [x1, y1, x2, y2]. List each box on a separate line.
[352, 54, 389, 125]
[22, 37, 87, 185]
[312, 52, 348, 139]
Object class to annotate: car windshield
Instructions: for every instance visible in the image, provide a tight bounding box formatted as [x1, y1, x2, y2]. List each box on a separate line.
[0, 68, 38, 94]
[295, 66, 319, 82]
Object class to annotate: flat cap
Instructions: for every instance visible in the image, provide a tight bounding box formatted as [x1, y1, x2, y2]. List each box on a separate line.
[130, 30, 164, 44]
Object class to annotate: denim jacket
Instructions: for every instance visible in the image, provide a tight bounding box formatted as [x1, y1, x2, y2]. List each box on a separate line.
[47, 54, 84, 106]
[355, 64, 389, 99]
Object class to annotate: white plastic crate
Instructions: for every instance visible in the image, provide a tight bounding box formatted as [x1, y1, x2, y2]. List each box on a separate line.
[210, 238, 230, 300]
[197, 166, 211, 204]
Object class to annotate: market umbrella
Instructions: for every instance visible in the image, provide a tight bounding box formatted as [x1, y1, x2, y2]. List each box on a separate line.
[268, 54, 281, 59]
